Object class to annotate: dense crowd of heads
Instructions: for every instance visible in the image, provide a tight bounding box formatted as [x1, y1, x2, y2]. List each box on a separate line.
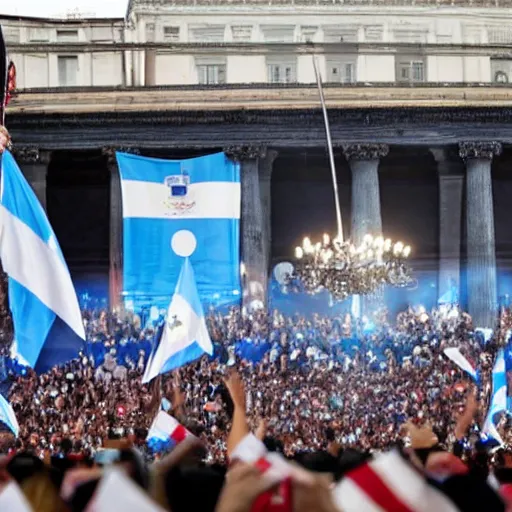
[0, 294, 511, 510]
[0, 303, 506, 458]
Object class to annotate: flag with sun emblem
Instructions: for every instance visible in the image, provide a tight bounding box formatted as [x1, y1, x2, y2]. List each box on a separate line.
[117, 151, 241, 309]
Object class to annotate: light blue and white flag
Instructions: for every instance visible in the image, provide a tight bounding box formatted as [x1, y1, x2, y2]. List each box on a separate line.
[142, 257, 213, 383]
[0, 393, 19, 437]
[443, 347, 478, 381]
[0, 151, 85, 372]
[483, 349, 507, 444]
[117, 151, 241, 309]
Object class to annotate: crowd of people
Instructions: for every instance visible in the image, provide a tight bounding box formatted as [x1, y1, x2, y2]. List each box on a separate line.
[0, 302, 505, 461]
[0, 300, 511, 510]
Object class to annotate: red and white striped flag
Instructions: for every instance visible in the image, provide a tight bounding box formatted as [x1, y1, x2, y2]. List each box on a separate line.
[147, 411, 191, 445]
[231, 434, 315, 486]
[333, 450, 459, 512]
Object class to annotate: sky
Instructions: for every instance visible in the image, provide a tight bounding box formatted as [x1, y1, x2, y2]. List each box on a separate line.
[0, 0, 129, 18]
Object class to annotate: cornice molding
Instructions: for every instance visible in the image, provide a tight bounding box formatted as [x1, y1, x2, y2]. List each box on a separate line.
[7, 108, 512, 148]
[7, 85, 512, 117]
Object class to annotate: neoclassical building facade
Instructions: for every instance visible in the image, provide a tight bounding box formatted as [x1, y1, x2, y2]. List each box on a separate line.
[3, 1, 512, 328]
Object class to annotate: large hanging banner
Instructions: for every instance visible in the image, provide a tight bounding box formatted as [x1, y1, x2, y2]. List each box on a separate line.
[117, 151, 241, 309]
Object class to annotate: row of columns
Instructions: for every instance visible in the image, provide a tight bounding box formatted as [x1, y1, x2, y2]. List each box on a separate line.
[230, 141, 502, 329]
[11, 142, 502, 328]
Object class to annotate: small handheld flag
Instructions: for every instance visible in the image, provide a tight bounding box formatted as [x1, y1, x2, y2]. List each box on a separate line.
[142, 257, 212, 383]
[0, 392, 18, 436]
[146, 411, 191, 453]
[443, 347, 478, 381]
[483, 349, 507, 444]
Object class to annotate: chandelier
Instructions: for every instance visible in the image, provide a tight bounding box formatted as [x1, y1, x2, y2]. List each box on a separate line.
[286, 54, 415, 302]
[290, 233, 413, 301]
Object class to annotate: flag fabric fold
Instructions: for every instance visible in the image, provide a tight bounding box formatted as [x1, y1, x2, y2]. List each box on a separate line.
[443, 347, 478, 381]
[142, 257, 212, 383]
[85, 469, 165, 512]
[0, 392, 19, 436]
[0, 151, 85, 372]
[483, 349, 507, 444]
[333, 450, 459, 512]
[0, 481, 32, 512]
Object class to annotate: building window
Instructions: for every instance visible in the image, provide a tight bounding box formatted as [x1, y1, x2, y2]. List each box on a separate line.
[231, 25, 252, 42]
[393, 28, 428, 44]
[189, 26, 225, 43]
[146, 23, 155, 42]
[364, 25, 383, 42]
[56, 30, 79, 43]
[28, 28, 49, 42]
[488, 27, 512, 44]
[491, 59, 512, 83]
[163, 26, 180, 42]
[266, 57, 297, 84]
[396, 59, 425, 83]
[261, 25, 295, 43]
[58, 56, 79, 86]
[326, 58, 356, 83]
[2, 26, 20, 44]
[196, 59, 226, 85]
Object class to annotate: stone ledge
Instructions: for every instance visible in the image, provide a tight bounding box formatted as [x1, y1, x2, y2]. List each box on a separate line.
[8, 85, 512, 115]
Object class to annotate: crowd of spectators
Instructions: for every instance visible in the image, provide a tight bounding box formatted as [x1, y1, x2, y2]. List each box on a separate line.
[0, 302, 505, 464]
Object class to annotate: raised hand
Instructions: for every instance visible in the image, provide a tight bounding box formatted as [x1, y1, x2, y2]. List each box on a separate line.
[225, 371, 246, 410]
[405, 421, 439, 450]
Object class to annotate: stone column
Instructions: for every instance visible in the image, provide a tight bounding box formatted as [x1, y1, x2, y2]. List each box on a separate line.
[259, 150, 278, 276]
[459, 141, 502, 329]
[431, 148, 464, 304]
[102, 147, 140, 313]
[343, 144, 389, 246]
[225, 145, 269, 312]
[12, 147, 51, 210]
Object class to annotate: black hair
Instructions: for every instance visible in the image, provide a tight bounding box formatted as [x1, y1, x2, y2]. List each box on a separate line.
[164, 465, 226, 512]
[263, 436, 285, 454]
[6, 453, 45, 484]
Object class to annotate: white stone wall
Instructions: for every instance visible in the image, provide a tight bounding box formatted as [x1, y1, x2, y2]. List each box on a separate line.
[2, 6, 512, 89]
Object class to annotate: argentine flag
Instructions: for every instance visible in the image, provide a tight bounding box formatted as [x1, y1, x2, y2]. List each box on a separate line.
[0, 393, 19, 436]
[0, 151, 85, 372]
[483, 349, 507, 444]
[142, 257, 213, 383]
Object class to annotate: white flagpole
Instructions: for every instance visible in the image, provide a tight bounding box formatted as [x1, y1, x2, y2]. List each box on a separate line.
[312, 54, 344, 242]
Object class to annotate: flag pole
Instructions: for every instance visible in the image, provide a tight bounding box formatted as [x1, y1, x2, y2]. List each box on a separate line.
[312, 53, 344, 242]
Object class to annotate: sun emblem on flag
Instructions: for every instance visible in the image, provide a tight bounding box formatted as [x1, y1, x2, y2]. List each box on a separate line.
[167, 315, 183, 330]
[163, 170, 196, 216]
